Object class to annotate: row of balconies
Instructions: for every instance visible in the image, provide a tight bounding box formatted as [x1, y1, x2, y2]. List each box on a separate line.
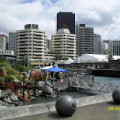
[17, 50, 45, 52]
[53, 45, 76, 47]
[52, 37, 76, 40]
[52, 48, 76, 51]
[17, 46, 46, 48]
[17, 37, 46, 40]
[52, 41, 76, 43]
[18, 31, 45, 34]
[18, 52, 44, 55]
[17, 42, 45, 45]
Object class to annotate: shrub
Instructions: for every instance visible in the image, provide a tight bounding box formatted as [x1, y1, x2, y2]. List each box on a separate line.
[12, 64, 28, 72]
[0, 76, 4, 82]
[4, 74, 14, 83]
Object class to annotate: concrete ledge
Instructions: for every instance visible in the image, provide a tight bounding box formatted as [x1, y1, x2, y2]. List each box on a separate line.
[76, 93, 112, 107]
[0, 93, 113, 120]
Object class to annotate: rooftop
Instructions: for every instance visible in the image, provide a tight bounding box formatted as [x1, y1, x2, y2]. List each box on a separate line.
[57, 28, 70, 34]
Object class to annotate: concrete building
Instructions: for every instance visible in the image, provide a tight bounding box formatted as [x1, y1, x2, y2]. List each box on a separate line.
[110, 40, 120, 55]
[0, 50, 14, 56]
[76, 24, 94, 56]
[44, 50, 55, 60]
[51, 28, 76, 60]
[57, 12, 75, 34]
[0, 34, 7, 50]
[17, 24, 47, 61]
[101, 40, 110, 54]
[8, 32, 17, 56]
[94, 34, 101, 54]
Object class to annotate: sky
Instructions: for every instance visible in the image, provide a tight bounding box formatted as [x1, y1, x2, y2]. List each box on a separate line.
[0, 0, 120, 40]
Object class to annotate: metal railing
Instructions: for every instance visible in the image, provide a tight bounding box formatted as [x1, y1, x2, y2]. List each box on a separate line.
[69, 75, 120, 93]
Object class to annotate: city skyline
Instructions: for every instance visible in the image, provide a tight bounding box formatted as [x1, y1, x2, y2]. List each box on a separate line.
[0, 0, 120, 40]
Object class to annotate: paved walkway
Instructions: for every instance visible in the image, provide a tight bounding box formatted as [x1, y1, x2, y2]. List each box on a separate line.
[9, 101, 120, 120]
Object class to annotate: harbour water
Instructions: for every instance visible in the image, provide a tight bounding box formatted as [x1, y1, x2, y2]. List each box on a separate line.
[94, 76, 120, 85]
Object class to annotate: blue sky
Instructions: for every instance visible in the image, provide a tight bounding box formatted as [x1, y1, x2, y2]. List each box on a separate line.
[0, 0, 120, 40]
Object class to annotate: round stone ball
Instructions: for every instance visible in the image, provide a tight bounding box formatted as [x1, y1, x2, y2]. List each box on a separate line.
[112, 89, 120, 104]
[55, 95, 76, 116]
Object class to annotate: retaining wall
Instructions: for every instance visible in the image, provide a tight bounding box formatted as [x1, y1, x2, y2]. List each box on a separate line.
[0, 93, 112, 120]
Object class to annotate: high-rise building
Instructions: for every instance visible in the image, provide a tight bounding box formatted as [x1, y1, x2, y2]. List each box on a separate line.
[17, 24, 47, 61]
[8, 32, 17, 56]
[51, 28, 76, 59]
[76, 24, 94, 56]
[94, 34, 101, 54]
[57, 12, 75, 34]
[0, 34, 7, 50]
[110, 40, 120, 55]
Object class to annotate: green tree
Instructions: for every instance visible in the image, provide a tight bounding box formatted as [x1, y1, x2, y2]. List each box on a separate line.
[0, 56, 6, 62]
[108, 54, 113, 61]
[52, 53, 62, 64]
[62, 24, 68, 28]
[62, 57, 69, 60]
[19, 53, 28, 66]
[12, 64, 28, 72]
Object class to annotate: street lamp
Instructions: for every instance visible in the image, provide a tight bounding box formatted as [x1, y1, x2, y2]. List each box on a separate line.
[22, 72, 26, 99]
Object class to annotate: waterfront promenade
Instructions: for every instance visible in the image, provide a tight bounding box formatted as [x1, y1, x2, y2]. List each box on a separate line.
[9, 101, 120, 120]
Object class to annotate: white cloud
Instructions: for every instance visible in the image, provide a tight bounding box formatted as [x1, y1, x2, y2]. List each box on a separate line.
[0, 0, 120, 40]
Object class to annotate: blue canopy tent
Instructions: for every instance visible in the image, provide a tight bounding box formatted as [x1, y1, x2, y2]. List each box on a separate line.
[42, 65, 68, 73]
[42, 65, 68, 93]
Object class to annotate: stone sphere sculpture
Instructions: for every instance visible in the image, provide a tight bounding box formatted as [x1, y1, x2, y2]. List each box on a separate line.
[55, 95, 76, 116]
[112, 89, 120, 104]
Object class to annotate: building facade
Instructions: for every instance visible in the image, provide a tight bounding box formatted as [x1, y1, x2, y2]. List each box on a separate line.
[46, 39, 51, 50]
[110, 40, 120, 55]
[8, 32, 17, 56]
[57, 12, 75, 34]
[101, 40, 110, 54]
[17, 24, 47, 61]
[76, 24, 94, 56]
[0, 34, 7, 50]
[0, 50, 14, 56]
[94, 34, 101, 54]
[51, 28, 76, 59]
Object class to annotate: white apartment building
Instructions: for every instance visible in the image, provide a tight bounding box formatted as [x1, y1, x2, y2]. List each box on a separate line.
[51, 28, 76, 60]
[0, 50, 14, 56]
[76, 24, 94, 56]
[17, 24, 47, 61]
[0, 34, 7, 50]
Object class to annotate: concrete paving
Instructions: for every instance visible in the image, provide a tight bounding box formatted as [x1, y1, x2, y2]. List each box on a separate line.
[9, 101, 120, 120]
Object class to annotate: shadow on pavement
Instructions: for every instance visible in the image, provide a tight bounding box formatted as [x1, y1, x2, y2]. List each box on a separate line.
[107, 101, 120, 105]
[48, 112, 72, 119]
